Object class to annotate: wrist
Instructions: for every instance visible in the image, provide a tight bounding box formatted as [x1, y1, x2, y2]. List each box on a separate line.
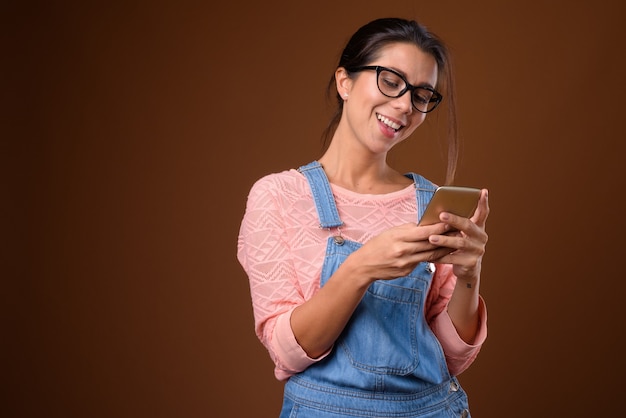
[456, 276, 480, 289]
[338, 254, 375, 291]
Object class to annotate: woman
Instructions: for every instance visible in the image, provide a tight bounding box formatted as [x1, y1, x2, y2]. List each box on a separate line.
[237, 17, 489, 417]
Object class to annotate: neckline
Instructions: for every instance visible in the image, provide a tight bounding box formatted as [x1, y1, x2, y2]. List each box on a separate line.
[329, 181, 415, 199]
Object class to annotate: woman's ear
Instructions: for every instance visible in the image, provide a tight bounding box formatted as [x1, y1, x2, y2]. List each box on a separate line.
[335, 67, 351, 99]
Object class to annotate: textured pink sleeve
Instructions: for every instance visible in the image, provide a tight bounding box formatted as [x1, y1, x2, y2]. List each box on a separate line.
[237, 175, 326, 380]
[272, 309, 331, 380]
[425, 264, 488, 376]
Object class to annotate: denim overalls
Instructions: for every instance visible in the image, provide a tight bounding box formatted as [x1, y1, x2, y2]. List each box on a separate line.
[280, 161, 471, 418]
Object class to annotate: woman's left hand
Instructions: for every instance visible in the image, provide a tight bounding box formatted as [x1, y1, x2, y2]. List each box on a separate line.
[428, 189, 489, 283]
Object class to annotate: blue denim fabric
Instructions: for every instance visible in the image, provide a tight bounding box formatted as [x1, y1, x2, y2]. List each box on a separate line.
[280, 161, 471, 418]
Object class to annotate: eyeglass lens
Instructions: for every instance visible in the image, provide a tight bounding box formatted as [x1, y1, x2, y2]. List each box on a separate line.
[377, 69, 437, 112]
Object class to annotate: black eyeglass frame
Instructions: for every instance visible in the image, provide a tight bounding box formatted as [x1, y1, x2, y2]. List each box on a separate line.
[347, 65, 443, 113]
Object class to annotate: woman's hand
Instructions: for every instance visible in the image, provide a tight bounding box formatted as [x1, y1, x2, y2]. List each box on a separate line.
[428, 189, 489, 283]
[346, 221, 456, 285]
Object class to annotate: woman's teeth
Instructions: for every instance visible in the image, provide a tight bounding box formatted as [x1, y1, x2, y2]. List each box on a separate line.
[377, 114, 402, 131]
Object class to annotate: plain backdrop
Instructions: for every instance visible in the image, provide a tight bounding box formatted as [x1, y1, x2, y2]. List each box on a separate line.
[4, 1, 626, 416]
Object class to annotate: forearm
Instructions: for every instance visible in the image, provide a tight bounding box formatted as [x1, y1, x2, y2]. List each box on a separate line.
[446, 275, 481, 344]
[290, 258, 371, 359]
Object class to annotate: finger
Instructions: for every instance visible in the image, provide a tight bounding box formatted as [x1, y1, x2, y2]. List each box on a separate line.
[471, 189, 490, 227]
[429, 228, 485, 255]
[410, 239, 449, 255]
[430, 246, 456, 260]
[402, 222, 449, 242]
[428, 233, 471, 253]
[418, 246, 456, 263]
[434, 251, 471, 268]
[438, 212, 470, 234]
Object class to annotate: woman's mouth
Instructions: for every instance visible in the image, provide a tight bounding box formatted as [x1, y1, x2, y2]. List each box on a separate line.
[376, 113, 404, 132]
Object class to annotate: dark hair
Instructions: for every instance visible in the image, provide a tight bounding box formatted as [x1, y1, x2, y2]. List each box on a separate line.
[322, 17, 459, 184]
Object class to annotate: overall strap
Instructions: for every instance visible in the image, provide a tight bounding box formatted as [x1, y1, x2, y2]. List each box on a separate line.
[404, 172, 437, 222]
[298, 161, 344, 229]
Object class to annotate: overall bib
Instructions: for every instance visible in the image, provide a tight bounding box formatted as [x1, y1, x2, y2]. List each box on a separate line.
[280, 161, 471, 418]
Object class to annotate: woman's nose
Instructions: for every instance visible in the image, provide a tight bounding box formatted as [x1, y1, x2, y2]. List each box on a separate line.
[393, 91, 413, 114]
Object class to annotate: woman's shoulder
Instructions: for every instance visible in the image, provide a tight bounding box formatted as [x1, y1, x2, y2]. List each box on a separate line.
[248, 167, 309, 198]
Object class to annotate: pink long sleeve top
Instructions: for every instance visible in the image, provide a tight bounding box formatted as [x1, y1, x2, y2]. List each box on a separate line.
[237, 169, 487, 381]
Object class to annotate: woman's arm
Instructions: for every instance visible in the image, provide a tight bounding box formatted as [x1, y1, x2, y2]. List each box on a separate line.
[429, 189, 490, 343]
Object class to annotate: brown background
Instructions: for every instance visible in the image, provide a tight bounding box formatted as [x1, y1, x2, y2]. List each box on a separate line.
[4, 0, 626, 417]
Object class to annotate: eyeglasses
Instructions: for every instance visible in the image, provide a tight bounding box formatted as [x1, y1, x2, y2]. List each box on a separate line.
[348, 65, 443, 113]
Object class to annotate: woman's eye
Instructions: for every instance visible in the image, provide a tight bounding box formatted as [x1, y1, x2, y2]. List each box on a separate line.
[381, 77, 400, 89]
[413, 90, 432, 104]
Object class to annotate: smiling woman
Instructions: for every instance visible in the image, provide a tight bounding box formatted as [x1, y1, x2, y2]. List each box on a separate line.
[237, 17, 490, 417]
[330, 42, 439, 159]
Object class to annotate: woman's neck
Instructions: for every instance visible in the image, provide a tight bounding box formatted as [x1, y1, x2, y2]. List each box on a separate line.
[317, 147, 411, 195]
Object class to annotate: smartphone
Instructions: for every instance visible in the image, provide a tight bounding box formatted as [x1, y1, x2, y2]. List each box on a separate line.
[418, 186, 481, 226]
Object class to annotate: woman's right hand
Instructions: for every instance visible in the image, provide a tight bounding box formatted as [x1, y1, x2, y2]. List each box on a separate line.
[347, 222, 454, 283]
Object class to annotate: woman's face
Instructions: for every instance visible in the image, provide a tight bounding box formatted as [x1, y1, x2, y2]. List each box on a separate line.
[338, 42, 439, 155]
